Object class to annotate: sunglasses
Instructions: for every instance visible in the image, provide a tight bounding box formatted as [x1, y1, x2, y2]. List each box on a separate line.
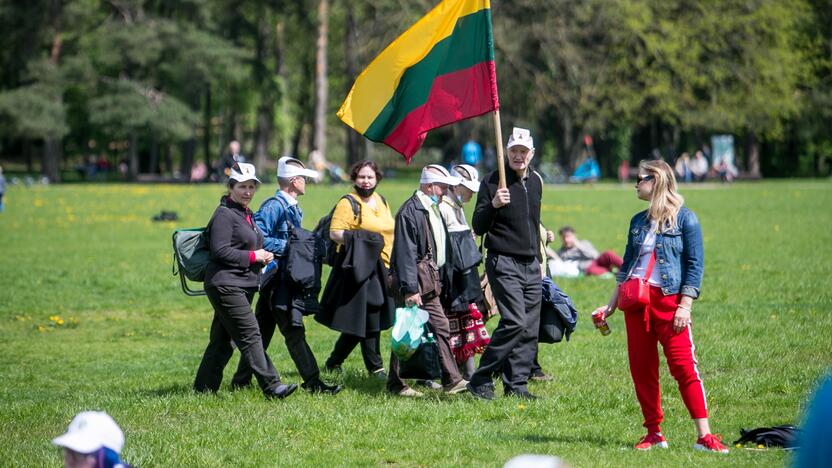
[637, 174, 654, 184]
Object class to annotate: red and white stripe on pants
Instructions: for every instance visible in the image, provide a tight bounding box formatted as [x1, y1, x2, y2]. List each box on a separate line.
[624, 285, 708, 433]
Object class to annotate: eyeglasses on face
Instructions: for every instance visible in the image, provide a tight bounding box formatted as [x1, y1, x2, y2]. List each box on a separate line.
[637, 174, 654, 184]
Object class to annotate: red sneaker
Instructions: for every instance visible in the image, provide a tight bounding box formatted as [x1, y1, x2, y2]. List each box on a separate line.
[634, 432, 668, 450]
[694, 433, 729, 453]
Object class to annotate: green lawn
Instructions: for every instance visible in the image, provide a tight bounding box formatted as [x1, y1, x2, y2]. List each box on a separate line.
[0, 179, 830, 467]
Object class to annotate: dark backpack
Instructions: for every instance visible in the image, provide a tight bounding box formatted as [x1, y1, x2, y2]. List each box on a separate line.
[733, 424, 800, 449]
[314, 194, 387, 266]
[172, 227, 209, 296]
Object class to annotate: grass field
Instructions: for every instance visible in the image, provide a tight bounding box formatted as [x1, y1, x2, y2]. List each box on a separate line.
[0, 179, 830, 467]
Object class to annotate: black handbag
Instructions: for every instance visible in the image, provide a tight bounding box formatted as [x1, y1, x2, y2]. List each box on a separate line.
[399, 325, 442, 380]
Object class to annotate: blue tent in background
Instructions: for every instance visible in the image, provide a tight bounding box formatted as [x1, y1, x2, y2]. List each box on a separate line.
[570, 158, 600, 183]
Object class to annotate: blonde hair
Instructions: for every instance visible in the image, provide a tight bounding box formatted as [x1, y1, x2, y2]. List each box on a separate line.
[640, 160, 684, 232]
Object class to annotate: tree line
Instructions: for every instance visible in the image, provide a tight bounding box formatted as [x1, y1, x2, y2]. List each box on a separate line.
[0, 0, 830, 182]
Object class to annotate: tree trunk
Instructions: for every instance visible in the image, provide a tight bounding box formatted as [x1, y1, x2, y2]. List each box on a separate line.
[747, 133, 761, 178]
[43, 137, 62, 183]
[274, 20, 291, 157]
[253, 105, 272, 180]
[561, 114, 574, 170]
[313, 0, 329, 157]
[180, 137, 196, 179]
[148, 131, 159, 174]
[24, 139, 33, 173]
[43, 0, 63, 183]
[128, 132, 139, 181]
[344, 6, 361, 167]
[203, 85, 212, 167]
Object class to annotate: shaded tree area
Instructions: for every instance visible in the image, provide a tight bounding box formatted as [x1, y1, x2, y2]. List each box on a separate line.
[0, 0, 830, 181]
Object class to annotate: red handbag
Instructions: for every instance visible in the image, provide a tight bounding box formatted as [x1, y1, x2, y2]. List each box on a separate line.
[617, 251, 656, 312]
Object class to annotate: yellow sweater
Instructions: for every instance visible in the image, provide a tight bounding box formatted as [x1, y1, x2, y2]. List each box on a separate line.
[330, 191, 395, 267]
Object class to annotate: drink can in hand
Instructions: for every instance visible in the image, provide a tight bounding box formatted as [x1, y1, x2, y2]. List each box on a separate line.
[592, 308, 611, 336]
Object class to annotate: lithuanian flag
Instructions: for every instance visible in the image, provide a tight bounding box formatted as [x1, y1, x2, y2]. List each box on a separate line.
[337, 0, 499, 162]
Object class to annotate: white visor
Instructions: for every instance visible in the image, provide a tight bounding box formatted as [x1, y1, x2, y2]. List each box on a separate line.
[451, 164, 480, 192]
[420, 164, 460, 186]
[278, 156, 319, 179]
[229, 162, 261, 184]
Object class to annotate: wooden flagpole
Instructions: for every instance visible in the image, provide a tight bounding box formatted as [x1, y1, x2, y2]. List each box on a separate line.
[493, 110, 506, 188]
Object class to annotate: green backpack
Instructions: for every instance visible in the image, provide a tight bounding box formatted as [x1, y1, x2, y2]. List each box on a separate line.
[172, 227, 209, 296]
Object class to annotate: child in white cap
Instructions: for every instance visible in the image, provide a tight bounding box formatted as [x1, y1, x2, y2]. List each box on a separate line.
[52, 411, 130, 468]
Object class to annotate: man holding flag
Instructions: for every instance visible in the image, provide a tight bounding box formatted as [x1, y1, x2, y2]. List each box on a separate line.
[468, 127, 544, 400]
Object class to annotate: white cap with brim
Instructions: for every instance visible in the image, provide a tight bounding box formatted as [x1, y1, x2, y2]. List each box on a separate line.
[278, 156, 319, 179]
[420, 164, 460, 186]
[52, 411, 124, 455]
[229, 162, 261, 184]
[451, 164, 480, 192]
[507, 127, 534, 150]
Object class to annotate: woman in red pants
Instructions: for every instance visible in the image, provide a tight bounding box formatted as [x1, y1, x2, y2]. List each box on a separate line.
[597, 160, 728, 453]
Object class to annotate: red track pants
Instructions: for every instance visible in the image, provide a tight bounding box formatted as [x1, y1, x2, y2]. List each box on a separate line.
[623, 286, 708, 433]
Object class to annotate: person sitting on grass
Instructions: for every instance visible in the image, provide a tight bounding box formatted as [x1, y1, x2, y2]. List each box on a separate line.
[52, 411, 131, 468]
[556, 226, 623, 277]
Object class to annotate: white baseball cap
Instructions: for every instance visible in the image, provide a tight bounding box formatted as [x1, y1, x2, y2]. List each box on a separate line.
[52, 411, 125, 454]
[420, 164, 460, 186]
[451, 164, 480, 192]
[277, 156, 319, 179]
[507, 127, 534, 150]
[229, 162, 261, 184]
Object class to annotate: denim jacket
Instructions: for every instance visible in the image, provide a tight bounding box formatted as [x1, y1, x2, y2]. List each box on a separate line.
[254, 191, 303, 257]
[616, 206, 704, 299]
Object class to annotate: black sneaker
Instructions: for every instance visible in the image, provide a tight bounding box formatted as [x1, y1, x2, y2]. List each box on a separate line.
[265, 383, 298, 400]
[302, 378, 343, 395]
[505, 389, 539, 400]
[466, 382, 495, 400]
[371, 368, 388, 381]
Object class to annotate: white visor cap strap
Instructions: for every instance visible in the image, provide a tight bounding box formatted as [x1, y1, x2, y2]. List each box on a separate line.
[278, 156, 319, 179]
[507, 127, 534, 150]
[451, 164, 480, 192]
[229, 162, 261, 184]
[420, 164, 460, 186]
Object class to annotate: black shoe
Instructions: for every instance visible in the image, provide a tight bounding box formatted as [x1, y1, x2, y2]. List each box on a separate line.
[371, 369, 388, 381]
[265, 383, 298, 400]
[302, 378, 343, 395]
[505, 389, 539, 400]
[466, 382, 495, 400]
[530, 371, 554, 382]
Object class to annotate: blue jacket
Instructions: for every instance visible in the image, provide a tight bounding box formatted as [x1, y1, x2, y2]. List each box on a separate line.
[617, 206, 704, 299]
[255, 191, 303, 257]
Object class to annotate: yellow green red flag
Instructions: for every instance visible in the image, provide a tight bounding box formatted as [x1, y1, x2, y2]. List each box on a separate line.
[337, 0, 499, 162]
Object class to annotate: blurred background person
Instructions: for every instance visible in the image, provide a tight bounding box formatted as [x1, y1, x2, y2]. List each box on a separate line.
[556, 226, 623, 277]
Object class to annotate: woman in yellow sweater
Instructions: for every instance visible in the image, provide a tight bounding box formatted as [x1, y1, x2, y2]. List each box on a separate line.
[319, 160, 395, 379]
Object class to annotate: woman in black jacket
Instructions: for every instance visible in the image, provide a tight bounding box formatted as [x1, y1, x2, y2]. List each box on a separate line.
[194, 163, 297, 399]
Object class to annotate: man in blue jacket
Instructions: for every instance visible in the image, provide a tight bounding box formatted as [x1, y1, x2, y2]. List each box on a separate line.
[232, 156, 341, 395]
